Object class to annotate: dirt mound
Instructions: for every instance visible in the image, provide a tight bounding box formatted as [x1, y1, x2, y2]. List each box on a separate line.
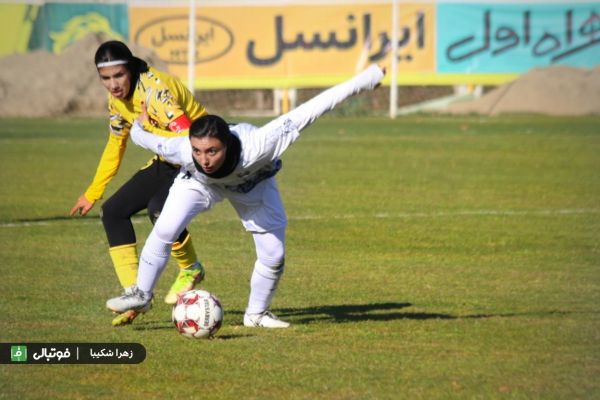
[445, 65, 600, 116]
[2, 38, 597, 118]
[0, 33, 166, 118]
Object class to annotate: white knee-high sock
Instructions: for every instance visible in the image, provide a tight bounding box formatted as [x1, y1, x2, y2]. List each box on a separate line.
[246, 260, 284, 315]
[136, 231, 172, 296]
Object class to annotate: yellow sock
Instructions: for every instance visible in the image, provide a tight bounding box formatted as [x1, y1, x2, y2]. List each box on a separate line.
[171, 234, 198, 270]
[109, 244, 138, 288]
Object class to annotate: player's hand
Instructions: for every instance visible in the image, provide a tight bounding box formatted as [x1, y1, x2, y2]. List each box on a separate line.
[137, 101, 158, 128]
[374, 65, 386, 89]
[70, 194, 94, 216]
[137, 101, 149, 125]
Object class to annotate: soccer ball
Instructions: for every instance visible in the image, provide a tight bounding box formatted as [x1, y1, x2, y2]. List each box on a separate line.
[172, 290, 223, 339]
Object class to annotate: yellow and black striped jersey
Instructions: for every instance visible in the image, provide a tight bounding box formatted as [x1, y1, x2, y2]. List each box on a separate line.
[84, 67, 207, 202]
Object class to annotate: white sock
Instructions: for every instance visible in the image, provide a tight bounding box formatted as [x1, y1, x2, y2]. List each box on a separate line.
[246, 260, 283, 315]
[136, 231, 172, 296]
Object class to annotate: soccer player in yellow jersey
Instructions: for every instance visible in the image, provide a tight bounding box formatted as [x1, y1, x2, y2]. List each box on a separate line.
[70, 41, 207, 326]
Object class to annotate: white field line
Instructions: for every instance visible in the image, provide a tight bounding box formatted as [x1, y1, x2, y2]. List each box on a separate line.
[1, 208, 598, 228]
[294, 208, 600, 220]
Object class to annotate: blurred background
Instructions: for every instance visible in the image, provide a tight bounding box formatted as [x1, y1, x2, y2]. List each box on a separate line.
[0, 0, 598, 118]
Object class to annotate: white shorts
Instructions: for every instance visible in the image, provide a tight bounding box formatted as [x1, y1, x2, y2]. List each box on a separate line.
[153, 173, 287, 243]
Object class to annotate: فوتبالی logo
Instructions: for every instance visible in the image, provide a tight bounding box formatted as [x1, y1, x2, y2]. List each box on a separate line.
[10, 345, 27, 362]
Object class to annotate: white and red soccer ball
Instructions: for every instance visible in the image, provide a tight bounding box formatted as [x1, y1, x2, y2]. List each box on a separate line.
[172, 290, 223, 339]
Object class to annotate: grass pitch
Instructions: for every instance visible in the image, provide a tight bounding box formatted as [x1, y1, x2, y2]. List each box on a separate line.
[0, 115, 599, 399]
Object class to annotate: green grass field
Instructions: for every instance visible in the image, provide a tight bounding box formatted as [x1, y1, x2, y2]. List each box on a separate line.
[1, 115, 599, 399]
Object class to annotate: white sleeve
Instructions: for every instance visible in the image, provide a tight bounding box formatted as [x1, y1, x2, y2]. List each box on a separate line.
[281, 64, 384, 132]
[130, 121, 190, 166]
[248, 64, 385, 163]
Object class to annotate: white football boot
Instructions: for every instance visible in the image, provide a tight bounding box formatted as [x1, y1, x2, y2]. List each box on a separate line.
[106, 286, 153, 314]
[243, 311, 290, 328]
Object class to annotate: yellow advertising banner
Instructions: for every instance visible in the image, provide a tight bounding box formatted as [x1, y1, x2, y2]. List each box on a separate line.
[130, 3, 435, 88]
[0, 4, 39, 55]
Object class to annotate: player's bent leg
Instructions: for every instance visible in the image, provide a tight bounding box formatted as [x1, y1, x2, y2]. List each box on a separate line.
[127, 173, 216, 315]
[148, 203, 205, 304]
[149, 207, 205, 304]
[150, 176, 217, 303]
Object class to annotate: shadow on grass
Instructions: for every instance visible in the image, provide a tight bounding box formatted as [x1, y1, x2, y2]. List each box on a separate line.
[217, 302, 452, 324]
[269, 303, 573, 324]
[275, 302, 456, 324]
[130, 302, 573, 330]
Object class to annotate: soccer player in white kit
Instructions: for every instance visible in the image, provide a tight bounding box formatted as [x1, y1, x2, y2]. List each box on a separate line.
[106, 64, 385, 328]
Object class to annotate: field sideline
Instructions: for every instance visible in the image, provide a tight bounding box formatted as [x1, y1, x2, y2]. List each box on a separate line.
[0, 115, 599, 399]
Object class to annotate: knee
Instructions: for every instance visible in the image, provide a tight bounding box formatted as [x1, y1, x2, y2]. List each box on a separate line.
[152, 218, 182, 244]
[257, 253, 285, 273]
[255, 230, 286, 272]
[254, 257, 285, 281]
[145, 229, 173, 258]
[100, 198, 123, 223]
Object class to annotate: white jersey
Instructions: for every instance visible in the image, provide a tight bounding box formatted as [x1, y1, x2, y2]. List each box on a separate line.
[130, 64, 384, 194]
[123, 64, 385, 303]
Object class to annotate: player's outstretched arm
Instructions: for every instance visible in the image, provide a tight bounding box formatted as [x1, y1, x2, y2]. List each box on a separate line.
[249, 65, 385, 163]
[130, 102, 191, 166]
[284, 64, 385, 132]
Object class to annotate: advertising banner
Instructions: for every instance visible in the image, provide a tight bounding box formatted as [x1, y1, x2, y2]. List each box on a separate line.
[0, 4, 39, 55]
[1, 1, 599, 88]
[130, 3, 435, 88]
[437, 3, 600, 73]
[31, 3, 128, 53]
